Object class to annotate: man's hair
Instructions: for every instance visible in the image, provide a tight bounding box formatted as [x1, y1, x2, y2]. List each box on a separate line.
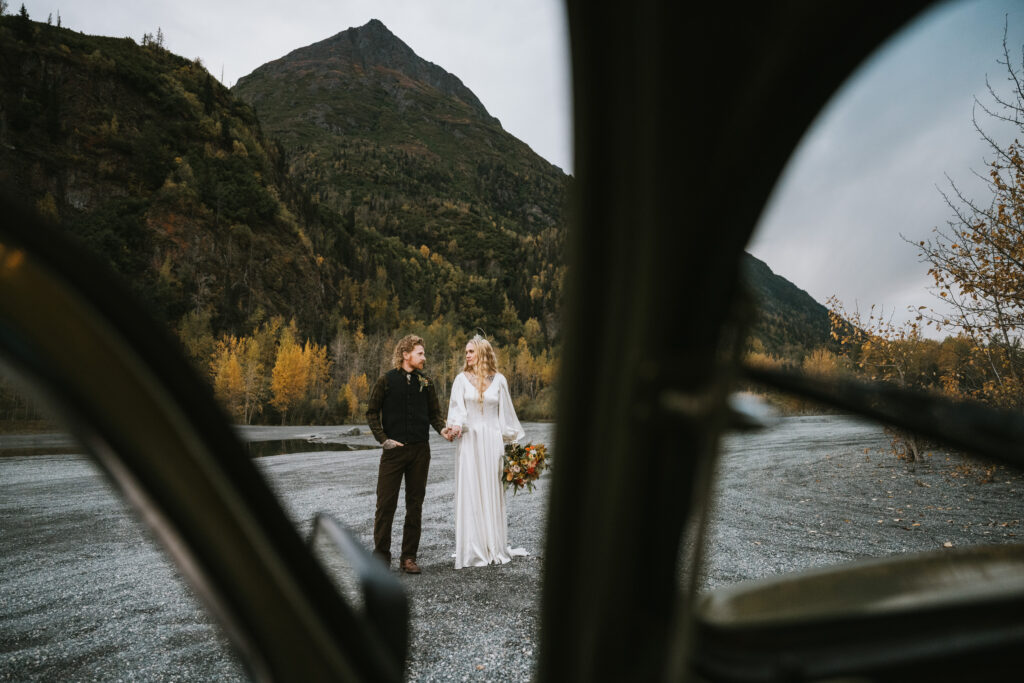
[392, 334, 425, 369]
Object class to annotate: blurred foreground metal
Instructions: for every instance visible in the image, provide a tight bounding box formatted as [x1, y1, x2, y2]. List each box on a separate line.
[0, 198, 402, 681]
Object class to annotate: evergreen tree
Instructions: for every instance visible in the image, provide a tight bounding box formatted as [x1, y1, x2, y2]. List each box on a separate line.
[14, 4, 32, 42]
[202, 75, 215, 115]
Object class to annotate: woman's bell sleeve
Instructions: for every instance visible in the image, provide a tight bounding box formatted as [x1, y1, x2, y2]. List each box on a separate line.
[446, 374, 468, 429]
[497, 374, 526, 443]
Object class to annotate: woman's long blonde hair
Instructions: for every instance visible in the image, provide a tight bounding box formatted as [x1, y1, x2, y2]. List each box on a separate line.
[463, 335, 498, 394]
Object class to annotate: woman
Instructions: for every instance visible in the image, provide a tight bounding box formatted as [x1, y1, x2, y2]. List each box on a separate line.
[446, 335, 527, 568]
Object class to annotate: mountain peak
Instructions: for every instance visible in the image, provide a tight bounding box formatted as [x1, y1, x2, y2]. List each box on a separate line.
[353, 18, 393, 36]
[239, 19, 498, 127]
[330, 18, 412, 63]
[324, 19, 419, 77]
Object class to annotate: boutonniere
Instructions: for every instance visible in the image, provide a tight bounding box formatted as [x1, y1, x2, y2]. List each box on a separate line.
[417, 374, 430, 392]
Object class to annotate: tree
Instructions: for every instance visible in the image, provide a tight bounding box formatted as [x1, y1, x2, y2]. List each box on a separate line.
[349, 373, 370, 405]
[210, 335, 267, 424]
[237, 336, 267, 423]
[179, 308, 216, 368]
[914, 25, 1024, 409]
[524, 317, 545, 352]
[14, 4, 31, 42]
[271, 336, 307, 424]
[497, 296, 523, 345]
[141, 27, 165, 49]
[801, 347, 843, 378]
[303, 340, 332, 420]
[828, 298, 941, 463]
[202, 75, 215, 115]
[338, 383, 357, 422]
[212, 345, 246, 422]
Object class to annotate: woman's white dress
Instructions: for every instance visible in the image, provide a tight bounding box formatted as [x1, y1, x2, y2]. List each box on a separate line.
[446, 371, 527, 568]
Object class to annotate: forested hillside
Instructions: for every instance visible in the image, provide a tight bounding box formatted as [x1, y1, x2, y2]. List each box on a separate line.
[232, 19, 568, 343]
[0, 14, 335, 335]
[0, 14, 831, 427]
[741, 253, 832, 360]
[0, 14, 562, 424]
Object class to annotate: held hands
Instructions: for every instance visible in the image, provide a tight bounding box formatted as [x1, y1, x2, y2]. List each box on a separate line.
[442, 425, 463, 441]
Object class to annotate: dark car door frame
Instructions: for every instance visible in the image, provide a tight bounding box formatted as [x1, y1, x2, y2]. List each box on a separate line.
[540, 3, 937, 681]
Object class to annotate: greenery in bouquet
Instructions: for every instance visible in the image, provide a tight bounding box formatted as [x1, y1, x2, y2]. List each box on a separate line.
[502, 441, 549, 494]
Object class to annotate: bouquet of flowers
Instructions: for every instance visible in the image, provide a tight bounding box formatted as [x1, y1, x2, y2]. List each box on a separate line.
[502, 442, 549, 494]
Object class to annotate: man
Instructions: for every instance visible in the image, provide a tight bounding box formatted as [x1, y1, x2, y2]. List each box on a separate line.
[366, 334, 452, 574]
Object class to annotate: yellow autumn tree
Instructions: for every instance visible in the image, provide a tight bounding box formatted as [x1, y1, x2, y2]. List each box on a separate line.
[211, 339, 245, 422]
[271, 336, 307, 424]
[303, 340, 332, 420]
[524, 317, 544, 352]
[350, 373, 370, 402]
[537, 349, 558, 386]
[912, 32, 1024, 409]
[237, 335, 267, 424]
[338, 383, 358, 422]
[211, 334, 268, 424]
[801, 347, 843, 378]
[339, 373, 370, 419]
[514, 337, 538, 398]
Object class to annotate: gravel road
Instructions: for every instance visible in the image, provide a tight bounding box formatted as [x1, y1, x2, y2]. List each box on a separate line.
[2, 416, 1022, 681]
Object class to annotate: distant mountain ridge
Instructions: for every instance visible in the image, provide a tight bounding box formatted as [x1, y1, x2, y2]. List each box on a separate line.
[742, 253, 832, 358]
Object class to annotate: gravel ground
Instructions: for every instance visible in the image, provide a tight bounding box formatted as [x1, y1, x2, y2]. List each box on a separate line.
[0, 423, 553, 682]
[256, 424, 553, 683]
[702, 415, 1024, 590]
[2, 416, 1023, 681]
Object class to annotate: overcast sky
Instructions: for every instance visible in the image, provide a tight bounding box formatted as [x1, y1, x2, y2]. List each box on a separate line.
[749, 0, 1024, 336]
[17, 0, 573, 173]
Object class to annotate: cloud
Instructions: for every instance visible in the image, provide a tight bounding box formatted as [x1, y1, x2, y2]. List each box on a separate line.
[748, 0, 1024, 336]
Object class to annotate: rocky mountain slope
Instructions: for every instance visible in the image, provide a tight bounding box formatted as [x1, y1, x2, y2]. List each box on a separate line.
[233, 19, 568, 341]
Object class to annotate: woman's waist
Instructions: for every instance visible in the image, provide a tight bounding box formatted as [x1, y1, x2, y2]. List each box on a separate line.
[459, 422, 502, 432]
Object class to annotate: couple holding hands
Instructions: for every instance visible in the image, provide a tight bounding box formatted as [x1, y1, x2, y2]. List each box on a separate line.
[366, 333, 527, 574]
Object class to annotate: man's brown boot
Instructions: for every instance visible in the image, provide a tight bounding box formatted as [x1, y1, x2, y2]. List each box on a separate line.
[400, 558, 421, 574]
